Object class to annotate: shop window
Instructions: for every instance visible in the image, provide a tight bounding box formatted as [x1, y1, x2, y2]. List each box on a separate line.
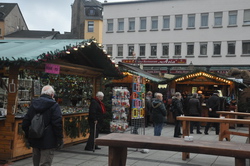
[228, 11, 237, 26]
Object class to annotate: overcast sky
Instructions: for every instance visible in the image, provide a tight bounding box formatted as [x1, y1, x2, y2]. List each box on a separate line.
[1, 0, 134, 33]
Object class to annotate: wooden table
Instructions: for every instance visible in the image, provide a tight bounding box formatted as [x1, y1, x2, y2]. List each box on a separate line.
[217, 111, 250, 128]
[177, 116, 250, 141]
[96, 133, 250, 166]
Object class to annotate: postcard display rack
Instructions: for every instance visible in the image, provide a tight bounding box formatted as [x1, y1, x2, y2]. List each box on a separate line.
[110, 87, 130, 133]
[131, 76, 146, 135]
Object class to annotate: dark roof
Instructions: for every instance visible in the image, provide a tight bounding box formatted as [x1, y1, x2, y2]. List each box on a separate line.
[54, 33, 78, 39]
[0, 3, 17, 21]
[119, 62, 166, 83]
[83, 0, 102, 7]
[4, 30, 60, 39]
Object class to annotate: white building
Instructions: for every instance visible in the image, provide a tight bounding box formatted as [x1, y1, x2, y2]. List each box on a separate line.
[102, 0, 250, 75]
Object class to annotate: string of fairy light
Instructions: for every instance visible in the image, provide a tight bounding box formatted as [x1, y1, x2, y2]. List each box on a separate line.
[175, 72, 232, 84]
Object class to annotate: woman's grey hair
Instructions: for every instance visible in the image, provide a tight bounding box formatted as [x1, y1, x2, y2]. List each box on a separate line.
[174, 92, 181, 97]
[96, 91, 104, 97]
[41, 85, 55, 95]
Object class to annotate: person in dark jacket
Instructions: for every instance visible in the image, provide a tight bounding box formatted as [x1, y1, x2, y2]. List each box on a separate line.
[85, 91, 106, 151]
[188, 93, 202, 134]
[204, 91, 220, 135]
[152, 93, 167, 136]
[145, 91, 153, 127]
[172, 92, 184, 138]
[22, 85, 63, 166]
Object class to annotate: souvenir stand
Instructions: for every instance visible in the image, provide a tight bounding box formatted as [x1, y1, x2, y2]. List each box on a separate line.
[110, 87, 130, 133]
[0, 39, 122, 163]
[130, 76, 146, 135]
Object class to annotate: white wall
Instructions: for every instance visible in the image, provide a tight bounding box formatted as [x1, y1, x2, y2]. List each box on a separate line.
[102, 0, 250, 67]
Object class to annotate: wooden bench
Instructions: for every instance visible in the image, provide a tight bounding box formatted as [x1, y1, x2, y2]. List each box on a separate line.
[96, 133, 250, 166]
[177, 116, 250, 142]
[217, 111, 250, 128]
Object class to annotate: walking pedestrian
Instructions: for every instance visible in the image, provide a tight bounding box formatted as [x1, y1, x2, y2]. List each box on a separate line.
[22, 85, 63, 166]
[145, 91, 153, 127]
[85, 91, 106, 151]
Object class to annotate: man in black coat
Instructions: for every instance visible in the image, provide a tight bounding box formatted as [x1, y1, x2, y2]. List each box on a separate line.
[85, 91, 105, 151]
[22, 85, 63, 166]
[172, 92, 184, 138]
[188, 93, 202, 134]
[204, 91, 220, 135]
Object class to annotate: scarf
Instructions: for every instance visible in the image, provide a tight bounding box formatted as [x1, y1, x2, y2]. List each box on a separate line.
[94, 97, 106, 114]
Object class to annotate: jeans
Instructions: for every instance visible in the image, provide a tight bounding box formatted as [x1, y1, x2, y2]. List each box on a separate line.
[154, 123, 163, 136]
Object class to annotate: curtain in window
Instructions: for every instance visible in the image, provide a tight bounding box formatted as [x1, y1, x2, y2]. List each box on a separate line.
[163, 17, 170, 29]
[188, 15, 195, 27]
[175, 16, 182, 28]
[140, 19, 146, 29]
[201, 14, 208, 26]
[214, 12, 222, 26]
[229, 11, 237, 25]
[244, 10, 250, 24]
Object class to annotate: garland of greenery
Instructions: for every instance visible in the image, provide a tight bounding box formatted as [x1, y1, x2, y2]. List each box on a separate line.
[64, 117, 79, 139]
[80, 115, 89, 137]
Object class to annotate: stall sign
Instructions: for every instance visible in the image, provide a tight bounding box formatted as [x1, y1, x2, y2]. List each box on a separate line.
[45, 64, 60, 74]
[122, 59, 186, 64]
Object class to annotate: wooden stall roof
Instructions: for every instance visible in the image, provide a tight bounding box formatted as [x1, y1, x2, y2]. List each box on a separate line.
[0, 39, 122, 78]
[118, 62, 167, 83]
[163, 70, 248, 88]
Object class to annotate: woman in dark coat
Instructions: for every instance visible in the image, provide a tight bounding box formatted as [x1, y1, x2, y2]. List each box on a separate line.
[85, 91, 106, 151]
[188, 93, 202, 134]
[152, 93, 167, 136]
[172, 92, 184, 138]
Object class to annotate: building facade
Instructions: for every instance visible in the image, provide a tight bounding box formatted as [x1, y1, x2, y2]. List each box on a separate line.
[71, 0, 103, 42]
[0, 3, 28, 40]
[102, 0, 250, 75]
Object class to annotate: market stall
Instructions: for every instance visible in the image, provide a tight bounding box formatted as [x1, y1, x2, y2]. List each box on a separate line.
[165, 70, 247, 123]
[0, 39, 122, 162]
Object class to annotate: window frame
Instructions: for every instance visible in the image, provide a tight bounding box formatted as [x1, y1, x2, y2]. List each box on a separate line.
[243, 9, 250, 25]
[150, 44, 157, 56]
[227, 41, 236, 55]
[140, 17, 147, 30]
[188, 14, 195, 28]
[201, 13, 209, 27]
[187, 43, 194, 55]
[87, 21, 94, 32]
[228, 11, 237, 26]
[174, 43, 182, 56]
[117, 45, 123, 57]
[214, 12, 223, 27]
[107, 19, 114, 32]
[128, 18, 135, 31]
[242, 41, 250, 55]
[139, 44, 146, 57]
[117, 18, 124, 32]
[213, 42, 221, 55]
[163, 16, 170, 30]
[200, 42, 207, 56]
[162, 43, 169, 57]
[175, 15, 183, 29]
[151, 16, 158, 30]
[128, 44, 135, 56]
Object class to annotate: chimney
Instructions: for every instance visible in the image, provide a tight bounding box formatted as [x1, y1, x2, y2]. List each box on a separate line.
[52, 28, 54, 32]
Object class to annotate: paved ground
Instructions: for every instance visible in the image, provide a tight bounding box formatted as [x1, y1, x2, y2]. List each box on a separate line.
[8, 124, 250, 166]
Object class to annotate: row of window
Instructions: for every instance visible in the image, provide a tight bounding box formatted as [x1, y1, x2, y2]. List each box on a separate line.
[106, 9, 250, 32]
[106, 41, 250, 58]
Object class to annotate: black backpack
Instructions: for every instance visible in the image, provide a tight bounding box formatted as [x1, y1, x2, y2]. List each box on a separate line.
[28, 113, 46, 139]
